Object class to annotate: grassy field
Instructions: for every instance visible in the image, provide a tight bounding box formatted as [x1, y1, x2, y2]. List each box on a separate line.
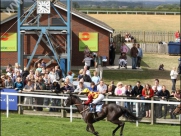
[1, 113, 180, 136]
[88, 14, 180, 31]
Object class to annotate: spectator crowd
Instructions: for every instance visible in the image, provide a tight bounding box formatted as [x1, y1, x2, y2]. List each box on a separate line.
[0, 45, 180, 120]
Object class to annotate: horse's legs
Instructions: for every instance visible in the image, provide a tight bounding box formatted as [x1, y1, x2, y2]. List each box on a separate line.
[110, 120, 125, 136]
[86, 125, 90, 132]
[93, 111, 107, 123]
[112, 124, 120, 136]
[120, 122, 125, 136]
[87, 123, 99, 136]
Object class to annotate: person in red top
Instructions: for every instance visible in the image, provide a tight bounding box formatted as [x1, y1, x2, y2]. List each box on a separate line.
[175, 30, 180, 42]
[80, 88, 99, 105]
[142, 84, 154, 118]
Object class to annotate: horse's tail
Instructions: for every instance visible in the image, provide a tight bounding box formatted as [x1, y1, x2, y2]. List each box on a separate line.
[122, 107, 141, 121]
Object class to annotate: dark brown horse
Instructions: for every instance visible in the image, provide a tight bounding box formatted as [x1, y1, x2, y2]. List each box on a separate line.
[64, 95, 140, 136]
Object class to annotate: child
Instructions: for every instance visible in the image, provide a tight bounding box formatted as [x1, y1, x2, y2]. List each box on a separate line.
[118, 52, 127, 69]
[159, 64, 164, 70]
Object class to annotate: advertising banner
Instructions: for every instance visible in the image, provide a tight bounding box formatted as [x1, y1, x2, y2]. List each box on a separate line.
[0, 89, 18, 110]
[79, 32, 98, 51]
[1, 33, 17, 51]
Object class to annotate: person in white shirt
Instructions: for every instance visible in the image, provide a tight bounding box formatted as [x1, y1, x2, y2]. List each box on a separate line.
[94, 55, 103, 80]
[92, 80, 107, 104]
[152, 79, 162, 92]
[23, 80, 34, 104]
[14, 63, 22, 74]
[48, 67, 56, 84]
[82, 54, 92, 69]
[170, 67, 178, 91]
[91, 71, 100, 85]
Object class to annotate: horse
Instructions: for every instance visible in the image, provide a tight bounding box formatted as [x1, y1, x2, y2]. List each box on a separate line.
[173, 104, 181, 115]
[63, 94, 140, 136]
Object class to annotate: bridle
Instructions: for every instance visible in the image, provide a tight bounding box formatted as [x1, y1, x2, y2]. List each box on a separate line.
[68, 94, 89, 114]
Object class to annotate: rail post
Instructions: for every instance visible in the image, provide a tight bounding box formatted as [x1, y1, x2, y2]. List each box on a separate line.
[135, 102, 139, 127]
[150, 97, 154, 125]
[6, 95, 9, 118]
[18, 93, 23, 114]
[70, 105, 73, 122]
[105, 94, 109, 121]
[61, 94, 66, 118]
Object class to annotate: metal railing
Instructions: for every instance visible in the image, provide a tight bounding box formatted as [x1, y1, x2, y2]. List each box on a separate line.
[79, 10, 180, 15]
[1, 92, 180, 126]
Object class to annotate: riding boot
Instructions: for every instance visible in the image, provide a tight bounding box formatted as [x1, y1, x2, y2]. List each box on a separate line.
[93, 104, 98, 117]
[89, 103, 95, 113]
[92, 104, 96, 113]
[89, 103, 93, 113]
[93, 104, 98, 122]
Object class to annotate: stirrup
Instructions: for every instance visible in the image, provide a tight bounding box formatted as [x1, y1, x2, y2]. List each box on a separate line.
[89, 103, 95, 113]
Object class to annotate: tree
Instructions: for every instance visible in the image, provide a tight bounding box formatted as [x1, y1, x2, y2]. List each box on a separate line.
[111, 4, 119, 9]
[97, 5, 101, 9]
[72, 2, 80, 9]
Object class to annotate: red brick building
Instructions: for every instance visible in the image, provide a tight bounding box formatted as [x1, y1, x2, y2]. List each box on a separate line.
[0, 2, 114, 68]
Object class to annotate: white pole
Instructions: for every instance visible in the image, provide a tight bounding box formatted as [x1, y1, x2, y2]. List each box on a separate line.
[70, 105, 72, 122]
[6, 95, 9, 118]
[135, 102, 138, 127]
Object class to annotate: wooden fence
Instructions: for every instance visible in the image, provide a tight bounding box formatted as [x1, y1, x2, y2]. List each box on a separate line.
[116, 42, 168, 54]
[113, 31, 175, 43]
[112, 31, 177, 54]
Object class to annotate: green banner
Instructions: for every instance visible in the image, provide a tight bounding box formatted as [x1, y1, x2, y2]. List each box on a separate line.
[1, 33, 17, 51]
[79, 32, 98, 51]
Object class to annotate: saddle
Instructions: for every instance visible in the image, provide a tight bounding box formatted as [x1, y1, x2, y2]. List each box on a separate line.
[89, 102, 104, 113]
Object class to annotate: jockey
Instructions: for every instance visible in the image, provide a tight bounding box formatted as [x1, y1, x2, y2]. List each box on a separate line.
[80, 88, 99, 113]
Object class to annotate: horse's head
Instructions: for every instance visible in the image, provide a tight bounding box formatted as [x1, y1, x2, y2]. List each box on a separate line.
[173, 104, 181, 115]
[63, 94, 81, 107]
[63, 95, 73, 107]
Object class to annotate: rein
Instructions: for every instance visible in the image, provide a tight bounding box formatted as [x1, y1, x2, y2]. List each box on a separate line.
[80, 107, 89, 114]
[73, 103, 89, 113]
[74, 104, 82, 106]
